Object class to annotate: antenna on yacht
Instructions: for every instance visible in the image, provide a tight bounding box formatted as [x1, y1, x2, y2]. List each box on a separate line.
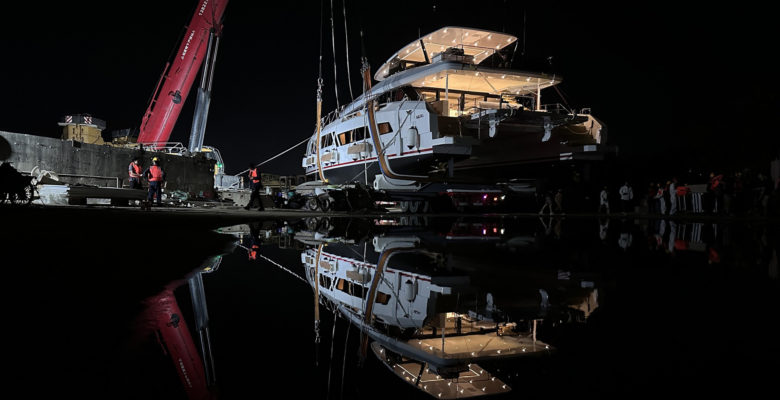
[510, 9, 526, 68]
[522, 8, 527, 57]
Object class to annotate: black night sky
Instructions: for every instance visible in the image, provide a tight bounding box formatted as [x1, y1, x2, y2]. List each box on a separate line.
[1, 1, 778, 178]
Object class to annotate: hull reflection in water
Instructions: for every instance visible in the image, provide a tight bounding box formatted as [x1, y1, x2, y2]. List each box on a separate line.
[213, 214, 777, 399]
[290, 216, 598, 399]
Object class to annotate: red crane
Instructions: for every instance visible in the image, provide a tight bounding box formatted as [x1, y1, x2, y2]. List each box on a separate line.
[138, 0, 229, 147]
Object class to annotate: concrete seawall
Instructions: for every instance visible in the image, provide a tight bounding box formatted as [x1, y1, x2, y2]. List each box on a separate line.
[1, 130, 216, 197]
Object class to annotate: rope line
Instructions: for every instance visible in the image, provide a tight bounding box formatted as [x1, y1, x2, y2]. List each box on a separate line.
[233, 137, 310, 178]
[258, 254, 309, 284]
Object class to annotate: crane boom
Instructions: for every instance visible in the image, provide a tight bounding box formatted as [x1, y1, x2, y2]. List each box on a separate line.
[138, 0, 228, 147]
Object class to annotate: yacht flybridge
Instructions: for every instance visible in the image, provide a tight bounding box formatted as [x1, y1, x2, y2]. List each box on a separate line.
[302, 26, 607, 193]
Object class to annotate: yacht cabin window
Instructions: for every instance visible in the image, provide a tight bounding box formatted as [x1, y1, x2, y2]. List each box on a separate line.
[378, 122, 393, 134]
[338, 131, 351, 146]
[321, 133, 334, 148]
[354, 127, 367, 141]
[337, 127, 370, 146]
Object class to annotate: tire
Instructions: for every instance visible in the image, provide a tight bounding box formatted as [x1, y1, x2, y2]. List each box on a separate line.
[319, 197, 332, 212]
[305, 197, 320, 211]
[305, 217, 319, 231]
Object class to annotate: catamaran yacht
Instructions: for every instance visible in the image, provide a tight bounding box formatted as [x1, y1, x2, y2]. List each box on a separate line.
[302, 26, 607, 192]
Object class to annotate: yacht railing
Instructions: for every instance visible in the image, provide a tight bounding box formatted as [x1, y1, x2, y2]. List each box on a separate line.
[540, 103, 573, 115]
[539, 103, 592, 116]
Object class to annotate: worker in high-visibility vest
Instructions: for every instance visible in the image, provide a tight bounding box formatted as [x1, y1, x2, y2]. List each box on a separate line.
[676, 183, 690, 212]
[708, 172, 724, 214]
[244, 163, 265, 211]
[128, 157, 143, 189]
[143, 157, 166, 206]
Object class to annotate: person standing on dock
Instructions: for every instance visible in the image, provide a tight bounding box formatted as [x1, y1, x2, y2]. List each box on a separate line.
[599, 186, 610, 214]
[676, 182, 690, 213]
[539, 190, 554, 215]
[668, 178, 678, 215]
[619, 181, 634, 213]
[244, 163, 265, 211]
[708, 172, 724, 214]
[554, 189, 564, 214]
[143, 157, 166, 206]
[654, 183, 667, 214]
[128, 157, 143, 189]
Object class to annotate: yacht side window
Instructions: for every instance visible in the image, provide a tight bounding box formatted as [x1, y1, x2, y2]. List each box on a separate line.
[338, 130, 353, 146]
[354, 127, 366, 141]
[376, 292, 391, 305]
[319, 274, 332, 289]
[321, 133, 334, 148]
[378, 122, 393, 134]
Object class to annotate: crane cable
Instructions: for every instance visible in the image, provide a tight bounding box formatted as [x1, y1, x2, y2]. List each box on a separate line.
[316, 0, 328, 182]
[329, 0, 340, 110]
[342, 0, 354, 101]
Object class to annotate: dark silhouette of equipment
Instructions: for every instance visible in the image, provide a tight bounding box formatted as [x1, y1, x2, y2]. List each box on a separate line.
[0, 162, 35, 205]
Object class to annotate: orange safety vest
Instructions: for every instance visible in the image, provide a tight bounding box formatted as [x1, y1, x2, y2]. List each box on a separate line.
[149, 165, 164, 182]
[249, 244, 259, 260]
[129, 162, 142, 178]
[249, 168, 260, 183]
[674, 239, 688, 251]
[710, 175, 723, 190]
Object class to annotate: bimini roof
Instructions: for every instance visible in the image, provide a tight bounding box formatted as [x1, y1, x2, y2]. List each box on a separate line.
[375, 26, 517, 81]
[412, 65, 559, 96]
[341, 61, 559, 116]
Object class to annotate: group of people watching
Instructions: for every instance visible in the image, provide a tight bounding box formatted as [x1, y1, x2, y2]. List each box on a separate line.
[599, 168, 777, 217]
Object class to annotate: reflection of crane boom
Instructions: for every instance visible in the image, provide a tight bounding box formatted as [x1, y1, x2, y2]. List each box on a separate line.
[138, 0, 229, 147]
[145, 284, 214, 400]
[139, 257, 221, 400]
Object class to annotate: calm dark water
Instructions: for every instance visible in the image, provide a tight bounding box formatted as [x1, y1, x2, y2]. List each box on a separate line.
[3, 212, 778, 399]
